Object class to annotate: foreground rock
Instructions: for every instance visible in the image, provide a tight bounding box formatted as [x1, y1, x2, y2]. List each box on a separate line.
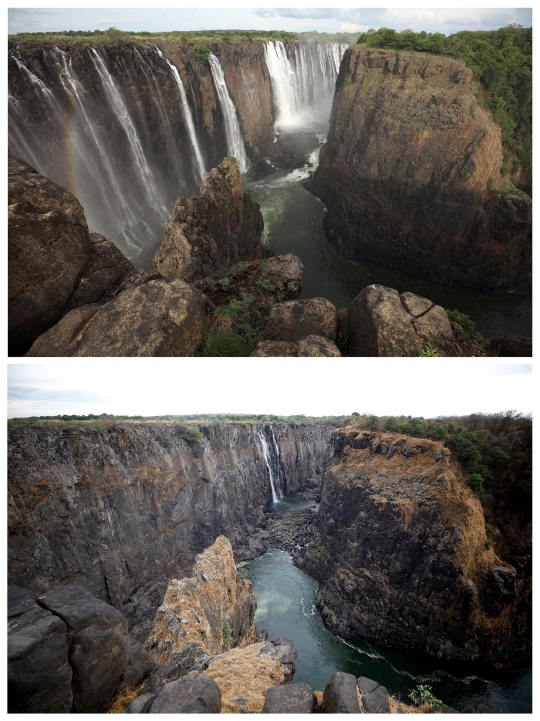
[149, 674, 221, 713]
[300, 426, 521, 660]
[144, 537, 256, 664]
[262, 682, 316, 713]
[25, 279, 213, 356]
[323, 671, 361, 713]
[251, 336, 341, 357]
[308, 47, 531, 290]
[8, 584, 130, 713]
[153, 158, 263, 281]
[8, 158, 133, 355]
[348, 285, 490, 356]
[263, 297, 339, 343]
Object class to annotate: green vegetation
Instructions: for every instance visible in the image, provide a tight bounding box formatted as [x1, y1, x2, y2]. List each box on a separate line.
[468, 473, 484, 492]
[418, 342, 440, 357]
[191, 43, 210, 63]
[184, 428, 203, 447]
[198, 324, 260, 357]
[222, 619, 232, 640]
[446, 309, 487, 345]
[408, 684, 443, 707]
[225, 155, 237, 164]
[356, 25, 532, 181]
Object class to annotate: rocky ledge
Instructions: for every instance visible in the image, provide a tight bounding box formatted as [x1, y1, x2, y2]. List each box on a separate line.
[9, 157, 530, 356]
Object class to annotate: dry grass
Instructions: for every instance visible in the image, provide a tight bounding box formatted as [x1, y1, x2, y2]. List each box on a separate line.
[107, 683, 145, 714]
[204, 643, 285, 713]
[390, 695, 433, 713]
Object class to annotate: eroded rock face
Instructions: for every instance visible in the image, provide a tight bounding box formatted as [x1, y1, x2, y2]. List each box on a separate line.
[25, 278, 213, 357]
[300, 426, 521, 660]
[144, 537, 256, 664]
[8, 157, 91, 355]
[8, 422, 333, 637]
[308, 48, 531, 290]
[347, 285, 489, 356]
[153, 158, 263, 281]
[64, 232, 134, 313]
[251, 335, 341, 357]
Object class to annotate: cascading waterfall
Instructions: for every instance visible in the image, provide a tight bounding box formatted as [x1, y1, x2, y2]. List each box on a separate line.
[208, 52, 248, 174]
[270, 428, 285, 497]
[154, 46, 206, 180]
[258, 430, 279, 503]
[263, 41, 347, 129]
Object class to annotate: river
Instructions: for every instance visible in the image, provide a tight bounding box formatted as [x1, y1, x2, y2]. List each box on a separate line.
[240, 498, 532, 712]
[246, 140, 532, 339]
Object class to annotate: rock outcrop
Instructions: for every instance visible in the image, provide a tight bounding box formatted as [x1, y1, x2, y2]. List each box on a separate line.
[308, 47, 531, 290]
[25, 278, 213, 357]
[8, 421, 333, 637]
[153, 158, 264, 282]
[347, 285, 490, 356]
[262, 297, 339, 343]
[8, 158, 134, 355]
[300, 426, 522, 660]
[144, 537, 256, 664]
[8, 583, 130, 713]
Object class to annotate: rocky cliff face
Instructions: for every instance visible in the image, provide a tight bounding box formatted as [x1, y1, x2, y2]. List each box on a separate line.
[300, 426, 524, 661]
[308, 47, 531, 290]
[8, 422, 333, 637]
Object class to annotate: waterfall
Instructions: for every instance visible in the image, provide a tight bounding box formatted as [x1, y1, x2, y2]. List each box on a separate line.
[270, 428, 285, 497]
[258, 430, 279, 503]
[154, 46, 206, 181]
[264, 41, 348, 130]
[208, 53, 248, 174]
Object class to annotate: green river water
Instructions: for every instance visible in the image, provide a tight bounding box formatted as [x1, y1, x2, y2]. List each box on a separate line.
[247, 145, 532, 340]
[240, 498, 532, 713]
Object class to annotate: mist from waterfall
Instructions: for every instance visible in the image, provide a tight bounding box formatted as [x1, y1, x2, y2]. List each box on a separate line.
[208, 53, 249, 174]
[264, 41, 347, 130]
[258, 430, 280, 503]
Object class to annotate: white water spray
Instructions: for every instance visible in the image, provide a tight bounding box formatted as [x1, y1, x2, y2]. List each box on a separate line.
[258, 430, 279, 502]
[270, 428, 285, 497]
[208, 53, 249, 174]
[264, 41, 347, 130]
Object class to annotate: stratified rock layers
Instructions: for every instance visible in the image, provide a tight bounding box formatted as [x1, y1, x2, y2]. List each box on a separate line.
[300, 426, 521, 660]
[8, 422, 333, 637]
[309, 47, 531, 289]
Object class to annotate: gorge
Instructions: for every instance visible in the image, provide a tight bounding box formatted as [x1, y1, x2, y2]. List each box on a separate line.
[7, 416, 532, 711]
[8, 33, 532, 346]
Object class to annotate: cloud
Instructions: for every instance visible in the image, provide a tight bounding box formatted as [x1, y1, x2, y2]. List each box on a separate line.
[341, 23, 363, 33]
[8, 385, 109, 403]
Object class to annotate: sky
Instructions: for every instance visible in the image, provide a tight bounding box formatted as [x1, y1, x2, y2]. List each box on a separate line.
[7, 6, 532, 36]
[8, 360, 533, 419]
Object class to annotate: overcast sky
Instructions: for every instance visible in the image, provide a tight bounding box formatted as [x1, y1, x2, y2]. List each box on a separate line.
[8, 361, 532, 419]
[8, 6, 532, 36]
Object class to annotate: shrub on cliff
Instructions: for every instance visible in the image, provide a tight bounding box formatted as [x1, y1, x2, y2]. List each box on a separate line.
[468, 473, 485, 492]
[192, 43, 211, 63]
[184, 428, 203, 447]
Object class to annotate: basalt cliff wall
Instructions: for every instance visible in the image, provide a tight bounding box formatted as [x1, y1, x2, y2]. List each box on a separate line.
[307, 47, 531, 290]
[299, 426, 526, 661]
[7, 421, 333, 637]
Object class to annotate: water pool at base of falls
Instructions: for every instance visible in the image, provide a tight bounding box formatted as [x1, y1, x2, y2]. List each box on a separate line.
[241, 549, 531, 712]
[246, 141, 532, 340]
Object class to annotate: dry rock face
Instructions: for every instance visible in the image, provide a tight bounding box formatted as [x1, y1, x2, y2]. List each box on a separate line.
[348, 285, 489, 356]
[26, 278, 213, 357]
[263, 297, 339, 343]
[153, 158, 263, 281]
[8, 158, 91, 356]
[8, 422, 333, 637]
[308, 48, 531, 289]
[300, 426, 521, 660]
[144, 537, 256, 664]
[251, 335, 341, 357]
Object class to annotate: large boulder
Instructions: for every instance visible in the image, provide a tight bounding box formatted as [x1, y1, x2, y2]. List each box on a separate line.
[37, 584, 130, 713]
[8, 585, 73, 713]
[490, 335, 532, 357]
[63, 232, 134, 312]
[153, 158, 263, 281]
[323, 671, 361, 713]
[25, 278, 213, 356]
[348, 285, 489, 356]
[250, 335, 341, 357]
[8, 157, 91, 355]
[9, 158, 136, 355]
[263, 298, 338, 343]
[261, 683, 316, 713]
[149, 674, 221, 713]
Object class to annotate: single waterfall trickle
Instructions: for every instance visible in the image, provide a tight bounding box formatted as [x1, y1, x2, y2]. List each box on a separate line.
[154, 46, 206, 181]
[208, 53, 249, 174]
[270, 428, 285, 497]
[264, 41, 347, 129]
[258, 430, 279, 503]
